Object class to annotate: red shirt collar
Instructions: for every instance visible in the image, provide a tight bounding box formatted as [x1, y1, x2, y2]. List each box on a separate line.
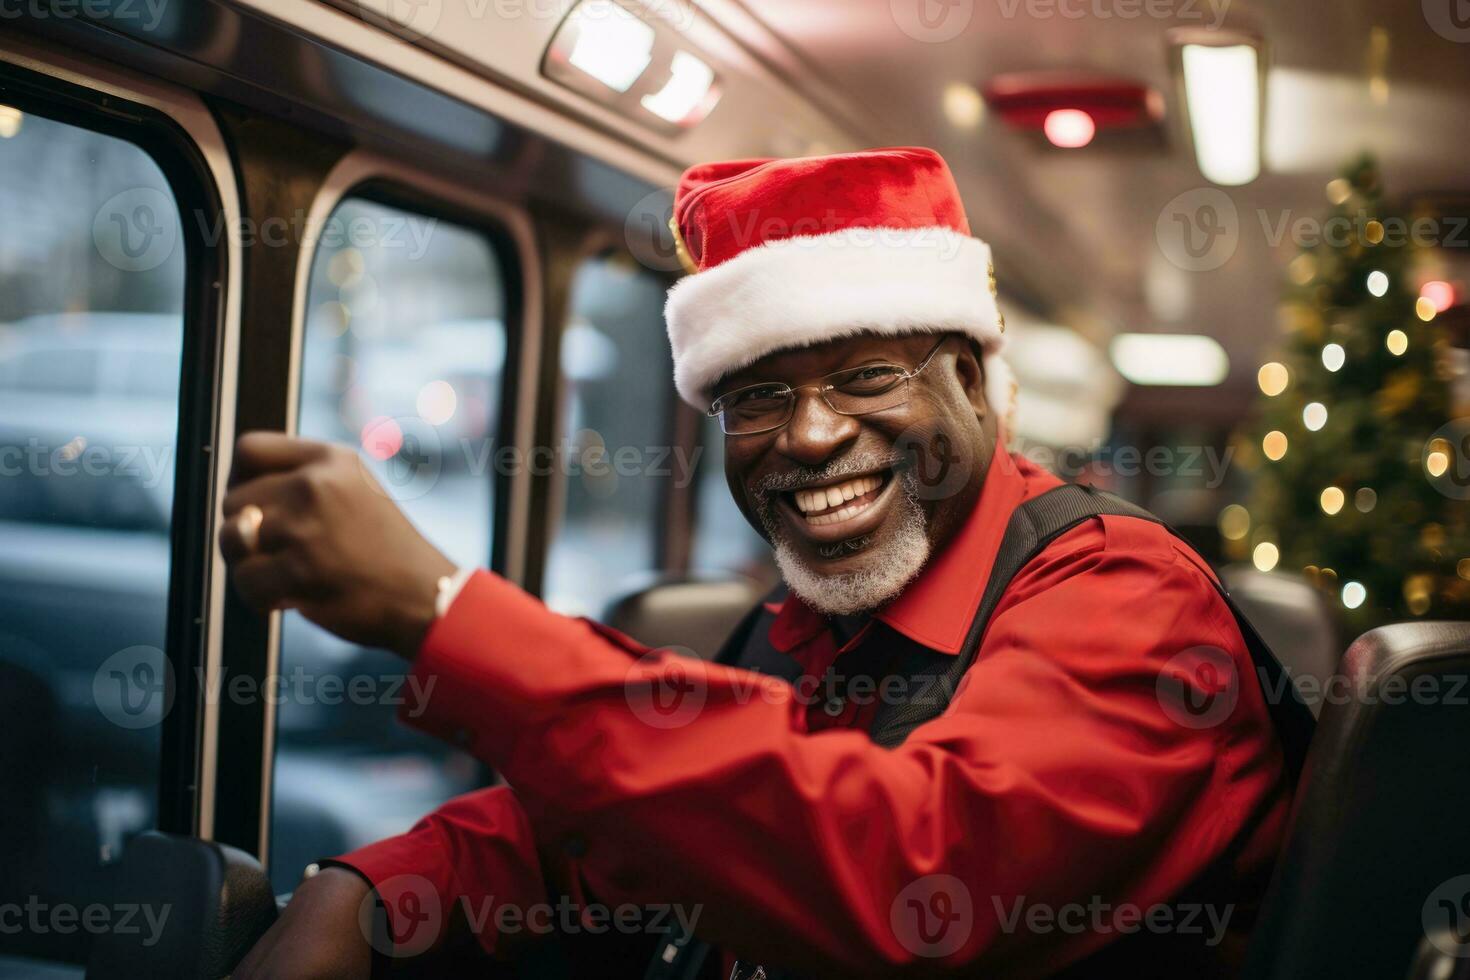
[767, 447, 1061, 656]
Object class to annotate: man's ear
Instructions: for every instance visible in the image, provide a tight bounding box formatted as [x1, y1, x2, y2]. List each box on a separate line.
[954, 338, 988, 420]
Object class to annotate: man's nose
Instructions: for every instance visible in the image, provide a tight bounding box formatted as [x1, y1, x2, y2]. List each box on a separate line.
[776, 390, 861, 466]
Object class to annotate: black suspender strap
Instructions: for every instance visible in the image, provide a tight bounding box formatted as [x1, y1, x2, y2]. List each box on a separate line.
[868, 483, 1316, 783]
[647, 484, 1316, 980]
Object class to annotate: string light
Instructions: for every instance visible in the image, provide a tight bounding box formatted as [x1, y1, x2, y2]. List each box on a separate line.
[1218, 504, 1251, 541]
[1404, 575, 1432, 616]
[1262, 430, 1288, 460]
[1320, 486, 1345, 515]
[1342, 581, 1367, 609]
[1420, 280, 1455, 313]
[1288, 254, 1317, 286]
[1426, 435, 1452, 479]
[1258, 362, 1289, 396]
[1321, 343, 1345, 372]
[1366, 270, 1389, 296]
[1415, 297, 1437, 322]
[1386, 329, 1408, 355]
[1354, 487, 1377, 512]
[1303, 402, 1328, 431]
[1253, 542, 1280, 572]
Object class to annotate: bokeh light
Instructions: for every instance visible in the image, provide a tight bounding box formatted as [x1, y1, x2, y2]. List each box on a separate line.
[1043, 109, 1095, 148]
[416, 380, 458, 426]
[1262, 430, 1288, 461]
[361, 416, 403, 461]
[1302, 402, 1328, 431]
[1257, 362, 1289, 396]
[1321, 343, 1345, 372]
[1219, 504, 1251, 541]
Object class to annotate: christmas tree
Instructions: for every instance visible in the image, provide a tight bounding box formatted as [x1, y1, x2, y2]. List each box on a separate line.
[1234, 155, 1470, 636]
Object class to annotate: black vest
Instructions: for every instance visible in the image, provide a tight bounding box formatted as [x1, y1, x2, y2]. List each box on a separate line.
[644, 484, 1316, 980]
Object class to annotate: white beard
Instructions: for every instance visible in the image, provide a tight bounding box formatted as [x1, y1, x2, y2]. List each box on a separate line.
[755, 457, 932, 617]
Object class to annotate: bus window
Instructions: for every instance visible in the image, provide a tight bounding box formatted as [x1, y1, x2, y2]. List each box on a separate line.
[268, 197, 506, 890]
[542, 253, 676, 617]
[0, 107, 185, 968]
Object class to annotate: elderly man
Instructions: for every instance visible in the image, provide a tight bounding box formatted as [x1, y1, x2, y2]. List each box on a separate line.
[227, 148, 1307, 979]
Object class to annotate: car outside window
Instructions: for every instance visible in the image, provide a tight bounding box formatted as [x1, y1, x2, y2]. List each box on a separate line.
[0, 104, 185, 971]
[268, 196, 508, 890]
[541, 253, 681, 617]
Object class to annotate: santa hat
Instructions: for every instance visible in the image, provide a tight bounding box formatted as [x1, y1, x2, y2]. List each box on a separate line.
[664, 146, 1013, 422]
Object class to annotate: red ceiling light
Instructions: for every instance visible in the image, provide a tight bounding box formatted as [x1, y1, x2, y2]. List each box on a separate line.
[1043, 109, 1096, 148]
[983, 72, 1164, 147]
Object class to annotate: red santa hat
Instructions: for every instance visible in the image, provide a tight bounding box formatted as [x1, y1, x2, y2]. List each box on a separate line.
[664, 146, 1013, 421]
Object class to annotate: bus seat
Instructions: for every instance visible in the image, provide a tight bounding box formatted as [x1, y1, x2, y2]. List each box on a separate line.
[1221, 566, 1340, 717]
[603, 576, 769, 661]
[1242, 622, 1470, 978]
[85, 832, 277, 980]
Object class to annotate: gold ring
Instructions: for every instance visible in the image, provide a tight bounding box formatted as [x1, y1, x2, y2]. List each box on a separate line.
[238, 504, 264, 554]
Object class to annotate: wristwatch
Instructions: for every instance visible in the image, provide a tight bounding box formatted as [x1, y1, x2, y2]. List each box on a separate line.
[434, 567, 476, 620]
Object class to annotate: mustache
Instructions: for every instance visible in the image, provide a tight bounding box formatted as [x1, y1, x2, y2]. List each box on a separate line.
[751, 450, 905, 497]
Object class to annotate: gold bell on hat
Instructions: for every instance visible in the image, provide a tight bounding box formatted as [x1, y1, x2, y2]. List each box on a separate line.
[988, 262, 1006, 333]
[669, 215, 700, 276]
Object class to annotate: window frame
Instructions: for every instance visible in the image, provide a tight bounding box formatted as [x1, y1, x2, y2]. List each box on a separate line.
[243, 150, 540, 866]
[527, 233, 690, 605]
[0, 44, 240, 862]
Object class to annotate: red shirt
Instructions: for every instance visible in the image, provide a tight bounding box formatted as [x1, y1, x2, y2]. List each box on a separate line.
[338, 449, 1291, 976]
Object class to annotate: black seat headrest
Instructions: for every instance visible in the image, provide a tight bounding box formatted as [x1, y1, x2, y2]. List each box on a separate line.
[603, 575, 768, 661]
[85, 832, 278, 980]
[1243, 622, 1470, 978]
[1221, 566, 1340, 717]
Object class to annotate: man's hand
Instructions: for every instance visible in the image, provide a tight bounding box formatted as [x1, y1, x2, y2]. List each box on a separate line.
[233, 867, 375, 980]
[219, 433, 457, 658]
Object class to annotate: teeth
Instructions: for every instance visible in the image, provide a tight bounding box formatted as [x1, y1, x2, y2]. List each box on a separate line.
[791, 475, 883, 516]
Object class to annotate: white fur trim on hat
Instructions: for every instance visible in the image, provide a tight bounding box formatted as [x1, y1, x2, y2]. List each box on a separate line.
[665, 226, 1009, 413]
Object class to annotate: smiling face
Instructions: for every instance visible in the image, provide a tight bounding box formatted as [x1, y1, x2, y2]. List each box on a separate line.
[718, 332, 998, 616]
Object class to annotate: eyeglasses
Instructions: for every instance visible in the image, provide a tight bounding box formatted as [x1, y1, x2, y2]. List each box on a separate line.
[707, 335, 952, 436]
